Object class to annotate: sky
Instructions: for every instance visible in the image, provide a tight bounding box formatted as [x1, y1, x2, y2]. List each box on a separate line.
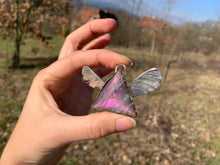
[78, 0, 220, 23]
[129, 0, 220, 22]
[170, 0, 220, 22]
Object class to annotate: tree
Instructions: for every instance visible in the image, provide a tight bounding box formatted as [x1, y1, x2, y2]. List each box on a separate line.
[0, 0, 73, 68]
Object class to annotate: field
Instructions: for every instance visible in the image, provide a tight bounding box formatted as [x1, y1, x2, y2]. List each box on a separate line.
[0, 35, 220, 165]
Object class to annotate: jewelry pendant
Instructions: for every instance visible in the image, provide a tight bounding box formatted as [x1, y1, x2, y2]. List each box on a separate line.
[82, 64, 162, 117]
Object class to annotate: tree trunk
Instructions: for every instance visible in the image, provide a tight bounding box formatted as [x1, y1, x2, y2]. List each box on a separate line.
[12, 38, 20, 68]
[11, 0, 20, 68]
[151, 30, 156, 53]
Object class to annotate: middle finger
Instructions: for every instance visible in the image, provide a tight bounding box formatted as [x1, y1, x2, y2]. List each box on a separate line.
[59, 19, 117, 59]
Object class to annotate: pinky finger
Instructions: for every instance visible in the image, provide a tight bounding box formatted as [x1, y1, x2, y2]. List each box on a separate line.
[83, 34, 111, 50]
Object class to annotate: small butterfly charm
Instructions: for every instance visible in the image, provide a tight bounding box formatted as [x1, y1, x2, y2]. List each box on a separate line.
[82, 64, 162, 117]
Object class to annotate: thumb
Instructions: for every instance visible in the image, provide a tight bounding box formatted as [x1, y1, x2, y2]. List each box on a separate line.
[62, 112, 136, 142]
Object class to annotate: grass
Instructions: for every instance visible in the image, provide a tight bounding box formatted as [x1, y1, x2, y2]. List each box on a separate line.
[0, 35, 220, 164]
[0, 35, 61, 155]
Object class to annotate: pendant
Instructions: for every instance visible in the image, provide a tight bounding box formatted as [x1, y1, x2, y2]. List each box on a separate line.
[82, 64, 162, 117]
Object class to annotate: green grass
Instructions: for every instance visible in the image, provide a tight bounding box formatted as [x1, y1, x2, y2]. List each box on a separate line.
[0, 34, 62, 67]
[0, 100, 21, 155]
[20, 35, 63, 58]
[0, 37, 14, 55]
[0, 34, 62, 156]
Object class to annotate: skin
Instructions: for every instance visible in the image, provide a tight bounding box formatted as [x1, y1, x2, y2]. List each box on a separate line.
[0, 19, 136, 165]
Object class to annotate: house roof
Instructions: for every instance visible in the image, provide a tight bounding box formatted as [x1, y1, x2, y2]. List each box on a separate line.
[139, 16, 170, 31]
[75, 7, 99, 24]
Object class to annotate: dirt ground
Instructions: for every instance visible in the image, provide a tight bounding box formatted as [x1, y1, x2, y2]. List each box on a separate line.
[0, 45, 220, 164]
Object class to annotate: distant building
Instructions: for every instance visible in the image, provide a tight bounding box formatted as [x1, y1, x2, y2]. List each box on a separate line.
[139, 16, 172, 53]
[198, 35, 212, 42]
[75, 7, 99, 24]
[71, 7, 118, 30]
[139, 16, 170, 31]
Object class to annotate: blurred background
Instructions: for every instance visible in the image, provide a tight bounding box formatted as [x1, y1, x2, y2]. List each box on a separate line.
[0, 0, 220, 164]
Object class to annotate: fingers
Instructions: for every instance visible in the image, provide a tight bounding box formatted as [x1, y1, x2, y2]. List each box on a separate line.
[45, 49, 132, 81]
[59, 19, 117, 59]
[83, 34, 111, 50]
[60, 112, 136, 142]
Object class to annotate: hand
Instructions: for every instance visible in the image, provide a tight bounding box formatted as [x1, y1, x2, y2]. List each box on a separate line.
[0, 19, 136, 165]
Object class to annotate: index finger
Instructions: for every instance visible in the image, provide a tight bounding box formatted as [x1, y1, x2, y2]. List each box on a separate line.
[47, 49, 131, 80]
[59, 19, 117, 59]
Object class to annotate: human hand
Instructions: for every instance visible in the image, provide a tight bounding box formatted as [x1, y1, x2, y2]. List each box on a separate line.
[0, 19, 136, 165]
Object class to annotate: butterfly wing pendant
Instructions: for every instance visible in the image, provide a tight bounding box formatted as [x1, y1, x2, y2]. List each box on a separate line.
[82, 64, 162, 117]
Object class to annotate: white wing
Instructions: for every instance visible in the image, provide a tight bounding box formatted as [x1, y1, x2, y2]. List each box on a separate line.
[82, 66, 105, 89]
[129, 68, 162, 97]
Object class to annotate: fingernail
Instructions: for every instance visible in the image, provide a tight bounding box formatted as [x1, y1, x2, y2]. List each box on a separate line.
[106, 33, 111, 37]
[116, 117, 136, 132]
[128, 58, 134, 67]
